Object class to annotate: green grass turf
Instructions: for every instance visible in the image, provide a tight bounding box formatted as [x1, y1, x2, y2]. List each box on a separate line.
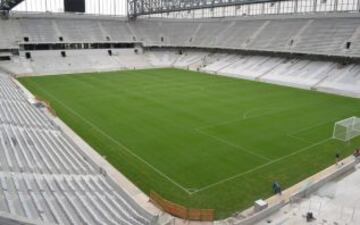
[19, 68, 360, 219]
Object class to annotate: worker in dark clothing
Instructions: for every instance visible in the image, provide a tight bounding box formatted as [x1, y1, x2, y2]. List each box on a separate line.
[272, 181, 282, 195]
[335, 152, 340, 165]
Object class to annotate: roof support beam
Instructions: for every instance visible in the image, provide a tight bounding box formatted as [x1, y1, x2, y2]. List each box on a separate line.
[0, 0, 24, 11]
[127, 0, 284, 18]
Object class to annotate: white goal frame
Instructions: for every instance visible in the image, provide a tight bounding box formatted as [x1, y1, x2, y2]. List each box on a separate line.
[332, 117, 360, 141]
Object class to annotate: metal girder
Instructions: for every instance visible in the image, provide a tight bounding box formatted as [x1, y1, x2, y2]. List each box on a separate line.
[0, 0, 24, 10]
[127, 0, 282, 18]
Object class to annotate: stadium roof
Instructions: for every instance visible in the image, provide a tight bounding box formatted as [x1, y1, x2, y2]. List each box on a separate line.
[0, 0, 24, 10]
[127, 0, 283, 18]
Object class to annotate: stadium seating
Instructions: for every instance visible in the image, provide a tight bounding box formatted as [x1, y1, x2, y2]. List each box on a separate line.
[0, 72, 155, 225]
[0, 13, 358, 57]
[292, 18, 360, 56]
[19, 18, 59, 43]
[101, 20, 135, 42]
[247, 19, 308, 51]
[128, 14, 360, 57]
[146, 50, 179, 67]
[173, 51, 208, 69]
[130, 20, 163, 46]
[56, 19, 105, 43]
[0, 19, 20, 49]
[155, 20, 198, 47]
[316, 64, 360, 96]
[190, 21, 225, 47]
[200, 54, 360, 97]
[218, 20, 266, 49]
[260, 59, 336, 89]
[1, 49, 152, 76]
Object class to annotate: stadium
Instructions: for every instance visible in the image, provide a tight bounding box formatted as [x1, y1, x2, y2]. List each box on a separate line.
[0, 0, 360, 224]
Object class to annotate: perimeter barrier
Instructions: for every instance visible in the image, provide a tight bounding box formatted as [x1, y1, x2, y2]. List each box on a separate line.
[150, 191, 215, 221]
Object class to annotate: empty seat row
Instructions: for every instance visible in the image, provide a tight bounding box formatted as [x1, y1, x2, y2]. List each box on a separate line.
[0, 77, 26, 102]
[18, 18, 134, 43]
[0, 174, 153, 225]
[0, 100, 55, 129]
[0, 124, 97, 175]
[200, 52, 360, 97]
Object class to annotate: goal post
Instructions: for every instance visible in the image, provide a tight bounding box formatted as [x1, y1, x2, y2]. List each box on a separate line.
[333, 117, 360, 141]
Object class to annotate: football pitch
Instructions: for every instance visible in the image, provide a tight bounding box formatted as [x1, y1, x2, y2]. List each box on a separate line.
[19, 68, 360, 219]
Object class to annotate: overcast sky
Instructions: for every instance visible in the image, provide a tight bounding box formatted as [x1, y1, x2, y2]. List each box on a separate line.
[14, 0, 127, 16]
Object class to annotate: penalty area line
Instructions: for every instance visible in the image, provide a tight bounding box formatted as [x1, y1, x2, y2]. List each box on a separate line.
[27, 80, 193, 195]
[189, 137, 332, 195]
[195, 128, 272, 162]
[196, 107, 288, 131]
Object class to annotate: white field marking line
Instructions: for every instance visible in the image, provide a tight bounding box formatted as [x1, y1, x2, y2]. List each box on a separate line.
[195, 128, 272, 162]
[196, 107, 288, 131]
[287, 120, 334, 137]
[27, 80, 193, 195]
[195, 100, 321, 132]
[285, 119, 337, 144]
[286, 133, 312, 144]
[189, 137, 332, 195]
[242, 107, 277, 119]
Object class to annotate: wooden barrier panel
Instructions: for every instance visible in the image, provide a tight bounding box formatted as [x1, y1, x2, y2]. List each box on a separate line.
[188, 208, 214, 221]
[150, 191, 215, 221]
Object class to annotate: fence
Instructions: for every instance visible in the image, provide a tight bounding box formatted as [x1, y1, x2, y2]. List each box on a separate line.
[150, 191, 215, 221]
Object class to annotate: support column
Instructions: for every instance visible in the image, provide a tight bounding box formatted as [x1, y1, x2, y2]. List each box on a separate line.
[313, 0, 317, 12]
[334, 0, 338, 11]
[294, 0, 298, 13]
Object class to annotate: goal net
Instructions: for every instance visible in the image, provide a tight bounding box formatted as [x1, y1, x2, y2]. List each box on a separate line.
[333, 117, 360, 141]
